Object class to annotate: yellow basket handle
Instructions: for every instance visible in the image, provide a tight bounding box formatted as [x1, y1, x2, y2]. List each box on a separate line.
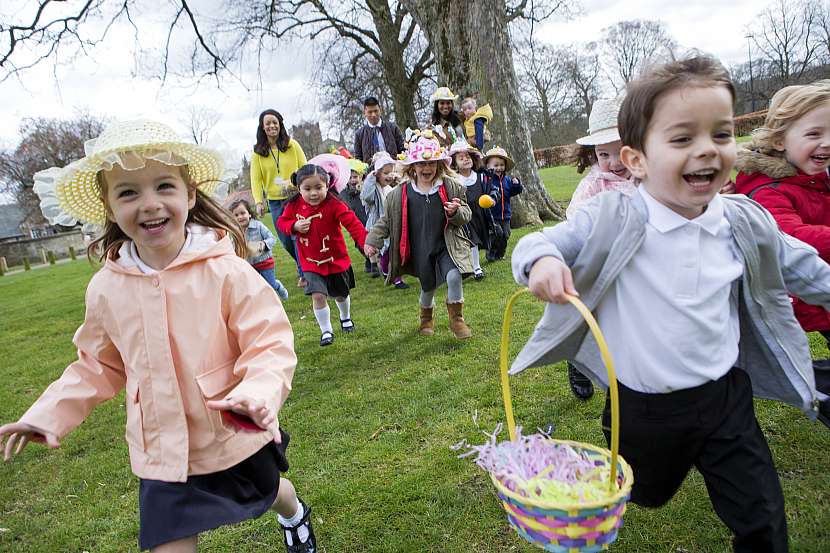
[500, 288, 621, 493]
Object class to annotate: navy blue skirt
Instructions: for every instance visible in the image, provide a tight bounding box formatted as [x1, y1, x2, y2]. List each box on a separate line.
[138, 431, 289, 550]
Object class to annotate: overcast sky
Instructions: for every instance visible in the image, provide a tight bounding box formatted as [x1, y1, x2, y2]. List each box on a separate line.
[0, 0, 763, 161]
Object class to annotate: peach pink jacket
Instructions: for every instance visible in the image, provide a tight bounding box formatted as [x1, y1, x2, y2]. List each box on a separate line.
[19, 232, 296, 482]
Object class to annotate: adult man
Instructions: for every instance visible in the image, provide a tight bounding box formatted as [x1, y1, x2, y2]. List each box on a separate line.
[354, 97, 405, 163]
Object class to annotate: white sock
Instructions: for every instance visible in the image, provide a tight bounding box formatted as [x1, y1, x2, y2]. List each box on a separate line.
[278, 499, 309, 544]
[471, 247, 481, 272]
[335, 296, 351, 323]
[313, 305, 333, 334]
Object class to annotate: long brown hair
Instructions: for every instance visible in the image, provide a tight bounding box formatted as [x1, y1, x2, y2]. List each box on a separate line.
[88, 164, 246, 263]
[565, 144, 597, 174]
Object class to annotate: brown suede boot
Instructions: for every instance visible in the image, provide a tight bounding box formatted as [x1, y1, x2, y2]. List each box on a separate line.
[446, 302, 472, 339]
[419, 306, 435, 336]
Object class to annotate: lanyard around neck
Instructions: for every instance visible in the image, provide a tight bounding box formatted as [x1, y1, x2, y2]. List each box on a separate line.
[270, 147, 280, 169]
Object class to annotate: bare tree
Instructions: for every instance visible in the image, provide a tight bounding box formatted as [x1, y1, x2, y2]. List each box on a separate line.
[563, 42, 604, 121]
[0, 114, 106, 228]
[402, 0, 568, 224]
[748, 0, 821, 87]
[180, 105, 221, 144]
[600, 19, 677, 92]
[515, 39, 574, 145]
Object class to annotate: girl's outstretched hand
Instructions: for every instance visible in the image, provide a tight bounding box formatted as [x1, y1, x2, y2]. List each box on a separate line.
[528, 256, 579, 304]
[364, 244, 378, 258]
[0, 422, 60, 461]
[205, 396, 281, 443]
[443, 197, 462, 217]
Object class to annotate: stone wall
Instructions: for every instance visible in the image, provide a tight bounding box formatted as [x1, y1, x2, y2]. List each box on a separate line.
[0, 230, 87, 266]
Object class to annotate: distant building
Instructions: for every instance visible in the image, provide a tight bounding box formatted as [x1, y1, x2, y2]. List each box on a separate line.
[0, 204, 25, 240]
[290, 121, 324, 156]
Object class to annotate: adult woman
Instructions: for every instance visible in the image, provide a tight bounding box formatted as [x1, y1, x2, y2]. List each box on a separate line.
[251, 109, 308, 285]
[429, 87, 464, 148]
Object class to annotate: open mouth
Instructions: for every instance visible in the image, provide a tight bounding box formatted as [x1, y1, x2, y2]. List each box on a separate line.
[611, 168, 629, 177]
[810, 153, 830, 166]
[140, 218, 169, 234]
[682, 168, 718, 189]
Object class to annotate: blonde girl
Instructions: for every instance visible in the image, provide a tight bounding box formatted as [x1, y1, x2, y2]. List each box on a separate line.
[735, 81, 830, 428]
[0, 120, 317, 553]
[365, 131, 474, 338]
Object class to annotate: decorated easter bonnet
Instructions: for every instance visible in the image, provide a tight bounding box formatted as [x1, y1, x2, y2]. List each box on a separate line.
[373, 152, 396, 172]
[33, 119, 233, 227]
[449, 140, 482, 159]
[430, 86, 459, 103]
[576, 98, 622, 146]
[483, 146, 515, 172]
[397, 129, 451, 166]
[308, 153, 350, 193]
[347, 158, 368, 175]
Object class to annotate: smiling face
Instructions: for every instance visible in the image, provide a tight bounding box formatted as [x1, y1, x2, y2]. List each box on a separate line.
[413, 161, 438, 185]
[376, 164, 396, 187]
[622, 85, 736, 219]
[231, 203, 251, 227]
[103, 158, 195, 269]
[453, 151, 474, 174]
[775, 101, 830, 175]
[437, 100, 454, 117]
[262, 114, 281, 140]
[299, 174, 328, 206]
[487, 156, 506, 176]
[595, 140, 631, 179]
[461, 101, 476, 120]
[348, 170, 361, 189]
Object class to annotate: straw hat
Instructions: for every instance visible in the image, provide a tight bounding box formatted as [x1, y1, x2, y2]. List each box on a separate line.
[576, 98, 622, 146]
[33, 119, 232, 227]
[449, 140, 482, 159]
[308, 153, 350, 193]
[430, 86, 459, 103]
[397, 132, 451, 166]
[482, 146, 515, 172]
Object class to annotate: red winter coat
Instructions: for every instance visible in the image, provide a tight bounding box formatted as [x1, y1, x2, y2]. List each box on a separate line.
[735, 144, 830, 332]
[277, 195, 367, 276]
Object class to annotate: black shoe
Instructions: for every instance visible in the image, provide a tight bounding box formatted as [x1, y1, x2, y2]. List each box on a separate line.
[393, 279, 410, 289]
[280, 499, 317, 553]
[473, 269, 485, 281]
[364, 259, 373, 273]
[320, 331, 334, 346]
[340, 319, 355, 333]
[568, 363, 594, 400]
[370, 264, 381, 278]
[819, 399, 830, 430]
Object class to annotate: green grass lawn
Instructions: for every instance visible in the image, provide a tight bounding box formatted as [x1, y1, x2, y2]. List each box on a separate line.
[1, 218, 829, 552]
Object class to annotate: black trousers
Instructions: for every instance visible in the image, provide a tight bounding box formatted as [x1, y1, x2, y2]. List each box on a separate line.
[602, 368, 788, 553]
[486, 219, 511, 260]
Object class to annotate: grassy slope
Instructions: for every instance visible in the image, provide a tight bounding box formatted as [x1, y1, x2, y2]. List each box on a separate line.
[1, 214, 828, 552]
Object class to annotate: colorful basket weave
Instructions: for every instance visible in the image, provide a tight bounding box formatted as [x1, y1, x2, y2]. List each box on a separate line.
[494, 289, 634, 552]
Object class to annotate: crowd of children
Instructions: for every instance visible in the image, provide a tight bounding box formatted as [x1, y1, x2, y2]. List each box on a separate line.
[2, 60, 830, 553]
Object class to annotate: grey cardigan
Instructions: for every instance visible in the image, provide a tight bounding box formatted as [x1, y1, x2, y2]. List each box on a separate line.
[511, 191, 830, 418]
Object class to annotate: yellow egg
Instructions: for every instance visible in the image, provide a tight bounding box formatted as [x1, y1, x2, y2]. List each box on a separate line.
[479, 194, 495, 209]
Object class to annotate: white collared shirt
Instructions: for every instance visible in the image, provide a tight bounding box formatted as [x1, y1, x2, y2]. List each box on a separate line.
[593, 187, 744, 393]
[367, 119, 386, 152]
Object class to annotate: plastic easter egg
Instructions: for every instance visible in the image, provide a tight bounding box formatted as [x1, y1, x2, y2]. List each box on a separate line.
[479, 194, 496, 209]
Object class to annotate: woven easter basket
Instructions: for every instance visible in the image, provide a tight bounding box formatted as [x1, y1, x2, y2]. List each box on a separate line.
[493, 289, 634, 552]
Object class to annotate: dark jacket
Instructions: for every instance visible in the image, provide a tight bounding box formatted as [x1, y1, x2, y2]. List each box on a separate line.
[354, 121, 405, 163]
[341, 186, 368, 225]
[736, 143, 830, 332]
[483, 170, 523, 221]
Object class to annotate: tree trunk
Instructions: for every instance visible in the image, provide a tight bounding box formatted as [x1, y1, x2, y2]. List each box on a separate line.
[401, 0, 565, 224]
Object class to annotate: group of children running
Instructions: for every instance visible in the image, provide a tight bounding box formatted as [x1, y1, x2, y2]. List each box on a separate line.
[1, 54, 829, 553]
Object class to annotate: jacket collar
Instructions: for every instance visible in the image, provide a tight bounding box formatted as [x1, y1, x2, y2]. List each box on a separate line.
[107, 225, 232, 275]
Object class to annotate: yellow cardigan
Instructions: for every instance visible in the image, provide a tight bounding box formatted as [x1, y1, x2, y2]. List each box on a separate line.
[250, 138, 308, 202]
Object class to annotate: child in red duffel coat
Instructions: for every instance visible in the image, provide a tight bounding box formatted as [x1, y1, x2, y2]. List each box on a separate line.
[735, 80, 830, 428]
[278, 159, 368, 346]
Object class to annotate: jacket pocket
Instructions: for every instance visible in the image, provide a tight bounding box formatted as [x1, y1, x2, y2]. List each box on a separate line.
[124, 379, 146, 452]
[195, 361, 242, 441]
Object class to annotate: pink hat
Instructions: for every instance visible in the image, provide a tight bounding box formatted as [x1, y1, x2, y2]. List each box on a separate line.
[449, 140, 482, 159]
[308, 153, 350, 193]
[373, 153, 396, 173]
[397, 132, 451, 166]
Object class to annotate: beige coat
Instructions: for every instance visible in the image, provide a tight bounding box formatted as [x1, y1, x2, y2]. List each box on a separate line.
[366, 176, 474, 284]
[20, 233, 296, 482]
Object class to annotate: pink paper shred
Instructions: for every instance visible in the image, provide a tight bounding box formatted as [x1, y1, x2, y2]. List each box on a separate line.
[452, 424, 613, 504]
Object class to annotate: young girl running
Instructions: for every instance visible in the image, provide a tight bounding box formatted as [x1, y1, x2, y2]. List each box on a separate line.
[562, 98, 635, 400]
[361, 152, 409, 288]
[735, 81, 830, 428]
[0, 120, 317, 553]
[230, 198, 290, 301]
[449, 140, 496, 280]
[565, 98, 636, 219]
[365, 132, 474, 338]
[277, 163, 368, 346]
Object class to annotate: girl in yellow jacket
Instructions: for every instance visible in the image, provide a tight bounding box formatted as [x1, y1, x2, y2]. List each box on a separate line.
[0, 120, 317, 553]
